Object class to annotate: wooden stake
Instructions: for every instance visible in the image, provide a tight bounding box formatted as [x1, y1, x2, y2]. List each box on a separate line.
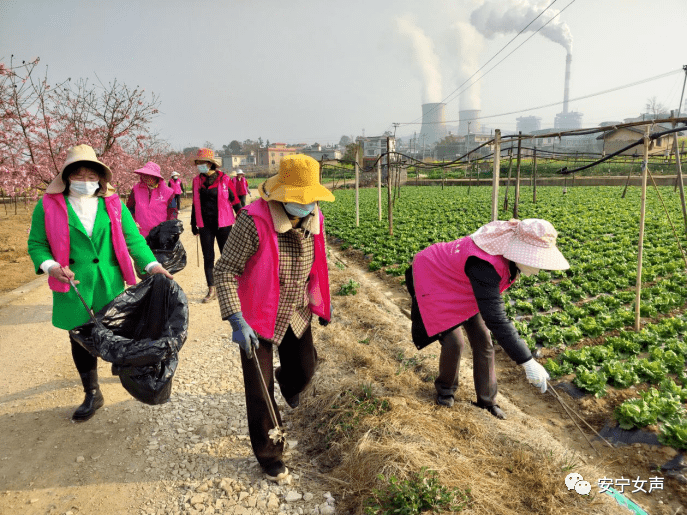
[635, 127, 650, 332]
[354, 148, 360, 228]
[532, 144, 537, 204]
[513, 132, 522, 219]
[503, 151, 513, 211]
[671, 128, 687, 237]
[377, 158, 382, 221]
[491, 129, 501, 221]
[387, 137, 393, 236]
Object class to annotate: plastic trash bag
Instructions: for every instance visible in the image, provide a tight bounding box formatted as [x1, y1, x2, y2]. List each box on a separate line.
[70, 274, 188, 405]
[145, 219, 187, 274]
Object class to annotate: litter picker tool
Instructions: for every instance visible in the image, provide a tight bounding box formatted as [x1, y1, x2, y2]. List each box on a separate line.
[62, 268, 99, 326]
[196, 234, 200, 267]
[547, 380, 615, 455]
[249, 338, 286, 445]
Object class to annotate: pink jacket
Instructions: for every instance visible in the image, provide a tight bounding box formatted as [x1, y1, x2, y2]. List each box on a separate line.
[234, 176, 249, 196]
[237, 199, 331, 340]
[132, 182, 175, 237]
[169, 178, 183, 195]
[192, 173, 237, 228]
[413, 235, 516, 337]
[43, 193, 137, 293]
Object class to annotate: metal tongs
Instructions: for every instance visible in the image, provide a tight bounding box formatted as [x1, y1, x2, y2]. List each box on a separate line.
[249, 339, 287, 444]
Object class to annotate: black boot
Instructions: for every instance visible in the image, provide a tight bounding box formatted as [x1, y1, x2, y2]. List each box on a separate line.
[72, 370, 104, 422]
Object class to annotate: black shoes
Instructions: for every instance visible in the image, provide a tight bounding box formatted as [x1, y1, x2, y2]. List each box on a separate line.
[436, 395, 455, 407]
[472, 401, 506, 420]
[72, 388, 104, 422]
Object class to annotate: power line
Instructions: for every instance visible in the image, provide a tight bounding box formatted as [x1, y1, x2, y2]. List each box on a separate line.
[397, 68, 683, 126]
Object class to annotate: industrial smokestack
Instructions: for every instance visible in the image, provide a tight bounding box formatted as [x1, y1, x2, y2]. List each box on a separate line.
[420, 103, 447, 145]
[563, 53, 571, 114]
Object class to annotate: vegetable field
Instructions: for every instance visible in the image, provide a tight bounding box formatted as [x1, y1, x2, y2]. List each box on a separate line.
[321, 185, 687, 450]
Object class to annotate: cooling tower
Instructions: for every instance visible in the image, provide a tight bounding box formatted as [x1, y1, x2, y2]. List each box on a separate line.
[420, 103, 448, 145]
[563, 53, 572, 114]
[458, 110, 482, 135]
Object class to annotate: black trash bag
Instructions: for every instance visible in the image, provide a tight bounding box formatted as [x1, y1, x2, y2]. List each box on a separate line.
[70, 274, 188, 405]
[145, 219, 187, 274]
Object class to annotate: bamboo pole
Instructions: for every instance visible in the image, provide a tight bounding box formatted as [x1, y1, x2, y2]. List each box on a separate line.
[467, 149, 472, 195]
[491, 129, 501, 221]
[377, 158, 382, 221]
[387, 137, 393, 236]
[513, 132, 522, 219]
[354, 149, 360, 228]
[634, 127, 650, 332]
[503, 150, 513, 211]
[621, 161, 634, 199]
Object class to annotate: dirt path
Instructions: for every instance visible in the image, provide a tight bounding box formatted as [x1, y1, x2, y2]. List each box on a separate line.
[1, 203, 686, 515]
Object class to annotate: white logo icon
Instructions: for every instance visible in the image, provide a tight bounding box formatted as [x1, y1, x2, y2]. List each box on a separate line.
[565, 473, 591, 495]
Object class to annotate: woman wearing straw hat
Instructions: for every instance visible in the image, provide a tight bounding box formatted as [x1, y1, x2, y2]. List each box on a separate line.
[28, 144, 174, 422]
[214, 154, 334, 481]
[190, 148, 242, 303]
[168, 171, 185, 214]
[233, 169, 251, 207]
[405, 218, 569, 419]
[126, 161, 177, 237]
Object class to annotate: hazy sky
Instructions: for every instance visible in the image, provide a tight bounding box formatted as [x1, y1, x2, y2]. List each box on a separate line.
[2, 0, 685, 150]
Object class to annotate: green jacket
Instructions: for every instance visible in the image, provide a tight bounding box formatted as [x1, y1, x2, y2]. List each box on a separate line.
[28, 195, 156, 330]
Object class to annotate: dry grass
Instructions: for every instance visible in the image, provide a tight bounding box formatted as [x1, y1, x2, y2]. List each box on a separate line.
[292, 253, 622, 515]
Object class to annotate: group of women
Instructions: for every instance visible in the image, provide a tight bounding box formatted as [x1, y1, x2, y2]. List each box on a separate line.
[28, 144, 569, 482]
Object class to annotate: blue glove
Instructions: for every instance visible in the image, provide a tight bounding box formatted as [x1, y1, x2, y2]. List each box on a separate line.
[228, 312, 259, 359]
[318, 303, 333, 327]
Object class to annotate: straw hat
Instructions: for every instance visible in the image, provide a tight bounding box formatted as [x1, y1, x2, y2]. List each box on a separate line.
[46, 144, 113, 195]
[229, 170, 237, 178]
[134, 161, 163, 179]
[258, 154, 335, 204]
[472, 218, 569, 270]
[191, 147, 221, 167]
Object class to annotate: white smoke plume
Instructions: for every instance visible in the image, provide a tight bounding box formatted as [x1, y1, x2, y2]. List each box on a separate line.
[443, 21, 484, 110]
[470, 0, 573, 55]
[396, 15, 443, 103]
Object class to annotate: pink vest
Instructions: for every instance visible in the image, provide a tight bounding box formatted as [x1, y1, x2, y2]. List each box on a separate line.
[192, 173, 237, 228]
[133, 182, 174, 237]
[235, 176, 248, 196]
[42, 193, 137, 293]
[169, 178, 182, 195]
[413, 236, 516, 337]
[237, 199, 331, 340]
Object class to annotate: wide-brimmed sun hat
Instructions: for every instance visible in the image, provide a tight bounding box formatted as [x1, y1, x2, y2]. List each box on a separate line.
[258, 154, 335, 204]
[46, 144, 113, 195]
[171, 171, 180, 178]
[237, 169, 245, 175]
[134, 161, 163, 179]
[191, 147, 221, 167]
[471, 218, 569, 270]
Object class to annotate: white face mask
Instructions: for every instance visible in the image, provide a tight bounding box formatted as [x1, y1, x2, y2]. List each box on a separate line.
[197, 164, 210, 174]
[516, 263, 540, 277]
[284, 202, 316, 218]
[70, 180, 100, 196]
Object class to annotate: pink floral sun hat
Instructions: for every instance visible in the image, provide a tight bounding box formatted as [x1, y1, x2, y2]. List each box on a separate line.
[133, 161, 163, 179]
[471, 218, 569, 270]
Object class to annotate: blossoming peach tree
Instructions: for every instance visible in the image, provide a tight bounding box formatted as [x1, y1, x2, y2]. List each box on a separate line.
[0, 56, 192, 201]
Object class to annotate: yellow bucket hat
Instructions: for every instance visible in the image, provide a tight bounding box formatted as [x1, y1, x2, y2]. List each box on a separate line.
[258, 154, 335, 204]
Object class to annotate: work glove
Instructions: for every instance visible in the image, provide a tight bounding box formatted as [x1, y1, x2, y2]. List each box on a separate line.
[318, 304, 333, 327]
[520, 358, 550, 393]
[191, 225, 198, 236]
[228, 311, 259, 359]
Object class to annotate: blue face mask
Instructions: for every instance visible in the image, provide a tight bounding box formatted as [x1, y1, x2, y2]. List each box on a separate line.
[197, 164, 209, 174]
[70, 181, 100, 196]
[284, 202, 316, 218]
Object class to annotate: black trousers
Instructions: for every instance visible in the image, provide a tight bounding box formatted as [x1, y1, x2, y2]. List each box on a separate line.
[198, 225, 231, 286]
[174, 194, 182, 211]
[70, 333, 97, 374]
[238, 195, 247, 207]
[239, 325, 317, 470]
